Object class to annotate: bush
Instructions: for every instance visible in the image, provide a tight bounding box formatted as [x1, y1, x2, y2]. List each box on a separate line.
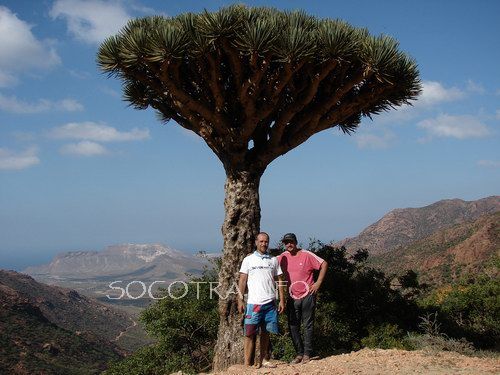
[269, 314, 296, 362]
[419, 275, 500, 349]
[361, 323, 407, 350]
[309, 242, 420, 354]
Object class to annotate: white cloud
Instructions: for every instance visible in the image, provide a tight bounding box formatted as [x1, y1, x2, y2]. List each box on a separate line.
[0, 94, 83, 113]
[129, 3, 158, 15]
[466, 80, 485, 94]
[69, 69, 92, 79]
[49, 121, 150, 142]
[354, 131, 395, 150]
[58, 99, 84, 112]
[477, 160, 500, 168]
[418, 114, 491, 140]
[0, 6, 60, 87]
[100, 86, 120, 98]
[417, 81, 465, 107]
[60, 141, 108, 156]
[0, 146, 39, 170]
[50, 0, 131, 44]
[370, 80, 466, 125]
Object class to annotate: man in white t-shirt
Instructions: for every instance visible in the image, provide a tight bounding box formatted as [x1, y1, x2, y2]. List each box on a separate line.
[238, 232, 286, 368]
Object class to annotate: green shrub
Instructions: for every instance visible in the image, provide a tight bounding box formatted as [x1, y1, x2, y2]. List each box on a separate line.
[314, 300, 360, 353]
[361, 323, 407, 349]
[310, 242, 420, 353]
[419, 275, 500, 349]
[104, 261, 219, 375]
[269, 314, 296, 362]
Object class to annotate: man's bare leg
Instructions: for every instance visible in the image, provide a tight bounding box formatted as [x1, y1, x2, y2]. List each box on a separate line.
[255, 331, 269, 368]
[244, 335, 256, 366]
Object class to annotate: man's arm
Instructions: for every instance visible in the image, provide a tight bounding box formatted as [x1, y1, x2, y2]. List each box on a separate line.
[276, 274, 286, 313]
[310, 260, 328, 294]
[237, 272, 248, 314]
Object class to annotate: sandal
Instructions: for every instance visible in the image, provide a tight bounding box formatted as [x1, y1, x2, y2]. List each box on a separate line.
[262, 361, 277, 368]
[290, 355, 303, 364]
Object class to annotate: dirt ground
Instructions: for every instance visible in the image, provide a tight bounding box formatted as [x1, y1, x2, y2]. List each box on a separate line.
[210, 348, 500, 375]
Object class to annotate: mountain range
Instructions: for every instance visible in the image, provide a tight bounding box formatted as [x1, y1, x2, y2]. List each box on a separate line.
[369, 210, 499, 285]
[22, 196, 499, 297]
[337, 196, 499, 255]
[24, 243, 211, 306]
[336, 196, 499, 285]
[25, 243, 208, 279]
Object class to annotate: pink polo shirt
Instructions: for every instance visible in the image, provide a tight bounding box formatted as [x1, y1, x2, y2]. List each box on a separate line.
[278, 250, 324, 299]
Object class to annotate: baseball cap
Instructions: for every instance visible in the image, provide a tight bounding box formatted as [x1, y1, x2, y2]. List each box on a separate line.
[281, 233, 297, 243]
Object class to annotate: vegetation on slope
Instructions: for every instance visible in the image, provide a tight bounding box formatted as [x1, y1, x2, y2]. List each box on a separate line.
[369, 212, 499, 285]
[0, 284, 122, 374]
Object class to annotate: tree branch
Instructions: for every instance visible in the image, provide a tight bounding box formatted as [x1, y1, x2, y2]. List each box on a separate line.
[159, 61, 213, 121]
[222, 39, 243, 93]
[159, 60, 230, 139]
[256, 61, 307, 125]
[206, 52, 226, 115]
[257, 76, 393, 166]
[151, 101, 199, 134]
[267, 60, 338, 148]
[316, 83, 394, 131]
[239, 53, 271, 141]
[286, 67, 372, 139]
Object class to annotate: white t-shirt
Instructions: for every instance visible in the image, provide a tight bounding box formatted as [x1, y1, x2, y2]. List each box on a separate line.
[239, 251, 283, 305]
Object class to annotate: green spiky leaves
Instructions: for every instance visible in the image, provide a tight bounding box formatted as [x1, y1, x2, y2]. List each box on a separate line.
[98, 5, 419, 75]
[97, 4, 421, 167]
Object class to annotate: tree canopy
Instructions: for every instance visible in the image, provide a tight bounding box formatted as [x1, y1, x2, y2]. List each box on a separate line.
[97, 5, 420, 174]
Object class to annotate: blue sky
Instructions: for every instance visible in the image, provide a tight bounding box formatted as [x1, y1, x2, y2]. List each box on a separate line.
[1, 0, 499, 270]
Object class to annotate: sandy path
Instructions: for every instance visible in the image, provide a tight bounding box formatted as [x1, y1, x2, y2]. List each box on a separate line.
[112, 317, 137, 342]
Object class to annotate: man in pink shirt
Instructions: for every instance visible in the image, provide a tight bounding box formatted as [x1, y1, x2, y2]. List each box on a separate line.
[278, 233, 328, 364]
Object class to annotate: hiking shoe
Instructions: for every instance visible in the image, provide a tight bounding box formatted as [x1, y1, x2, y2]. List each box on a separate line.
[290, 355, 303, 364]
[301, 355, 311, 364]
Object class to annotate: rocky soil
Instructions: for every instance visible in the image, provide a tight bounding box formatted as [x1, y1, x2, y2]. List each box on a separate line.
[211, 348, 500, 375]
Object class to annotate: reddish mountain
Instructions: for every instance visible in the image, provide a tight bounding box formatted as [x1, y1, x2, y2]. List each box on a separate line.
[336, 196, 499, 256]
[369, 212, 499, 285]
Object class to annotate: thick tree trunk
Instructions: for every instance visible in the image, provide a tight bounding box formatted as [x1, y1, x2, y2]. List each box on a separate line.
[212, 169, 262, 371]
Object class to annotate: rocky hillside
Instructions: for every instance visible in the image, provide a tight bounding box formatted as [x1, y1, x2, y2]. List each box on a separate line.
[0, 270, 128, 374]
[369, 212, 499, 285]
[0, 270, 131, 342]
[336, 196, 499, 255]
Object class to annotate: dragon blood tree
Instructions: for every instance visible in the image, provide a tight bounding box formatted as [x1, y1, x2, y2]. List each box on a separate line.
[97, 5, 420, 370]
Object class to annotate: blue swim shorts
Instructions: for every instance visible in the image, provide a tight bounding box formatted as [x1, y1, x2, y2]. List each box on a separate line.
[244, 301, 278, 336]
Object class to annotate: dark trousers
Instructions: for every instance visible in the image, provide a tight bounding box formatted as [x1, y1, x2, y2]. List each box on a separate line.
[287, 294, 316, 356]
